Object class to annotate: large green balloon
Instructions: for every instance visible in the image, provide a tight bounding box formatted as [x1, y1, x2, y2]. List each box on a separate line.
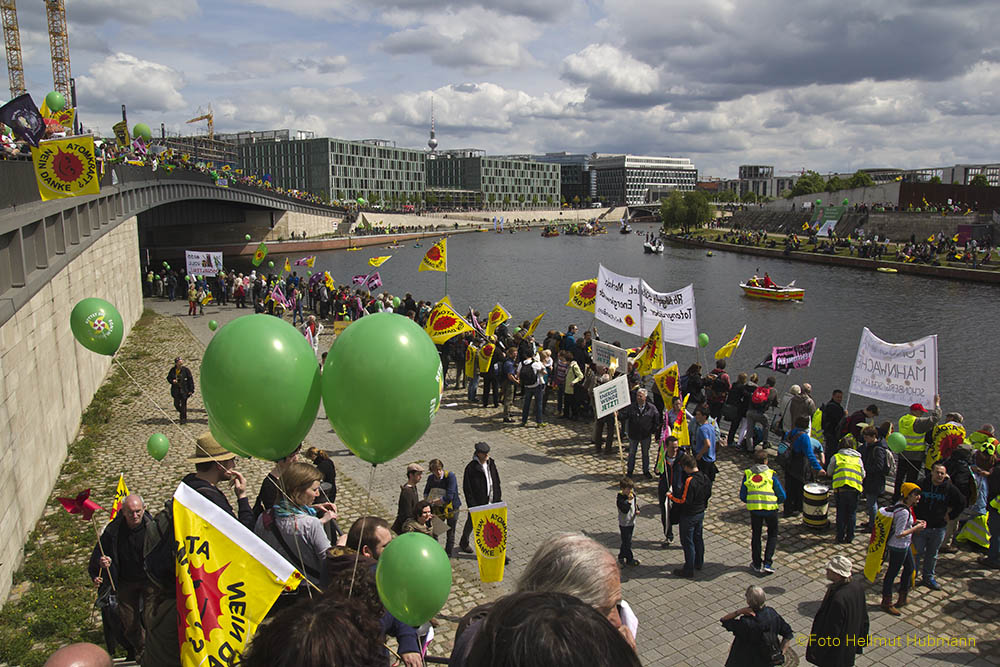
[887, 431, 907, 454]
[201, 315, 321, 460]
[376, 532, 452, 627]
[698, 332, 709, 348]
[70, 298, 124, 356]
[45, 91, 66, 112]
[322, 313, 441, 464]
[146, 433, 169, 461]
[133, 123, 152, 142]
[209, 418, 255, 458]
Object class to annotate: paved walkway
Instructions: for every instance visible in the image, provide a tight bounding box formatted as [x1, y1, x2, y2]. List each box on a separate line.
[146, 298, 996, 665]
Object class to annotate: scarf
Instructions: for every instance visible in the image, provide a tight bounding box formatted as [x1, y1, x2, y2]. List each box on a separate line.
[272, 498, 316, 519]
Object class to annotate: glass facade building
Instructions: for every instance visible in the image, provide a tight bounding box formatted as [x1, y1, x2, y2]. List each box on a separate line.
[427, 150, 561, 209]
[591, 154, 698, 206]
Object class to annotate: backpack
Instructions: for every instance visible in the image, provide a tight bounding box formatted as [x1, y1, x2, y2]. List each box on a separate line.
[751, 386, 770, 407]
[755, 608, 786, 665]
[519, 360, 537, 386]
[144, 500, 176, 590]
[710, 371, 730, 397]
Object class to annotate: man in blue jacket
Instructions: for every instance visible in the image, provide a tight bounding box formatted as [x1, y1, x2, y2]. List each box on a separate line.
[740, 450, 787, 574]
[784, 416, 828, 517]
[425, 458, 462, 557]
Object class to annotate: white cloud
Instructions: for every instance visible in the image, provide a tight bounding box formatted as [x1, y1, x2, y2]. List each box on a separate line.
[562, 44, 661, 105]
[76, 53, 186, 113]
[70, 0, 201, 24]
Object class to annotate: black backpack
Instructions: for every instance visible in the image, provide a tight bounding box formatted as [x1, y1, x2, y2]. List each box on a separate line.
[711, 371, 730, 397]
[755, 608, 785, 665]
[519, 360, 537, 386]
[144, 500, 177, 590]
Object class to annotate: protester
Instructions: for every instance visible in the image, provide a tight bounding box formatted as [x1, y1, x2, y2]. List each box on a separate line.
[720, 585, 793, 667]
[562, 349, 584, 420]
[706, 359, 731, 421]
[692, 404, 718, 482]
[616, 476, 640, 567]
[166, 357, 194, 424]
[894, 397, 942, 499]
[740, 450, 785, 574]
[402, 500, 435, 536]
[501, 346, 519, 423]
[806, 556, 869, 667]
[828, 434, 865, 544]
[623, 388, 660, 478]
[668, 453, 713, 578]
[783, 416, 827, 517]
[304, 446, 337, 503]
[390, 463, 424, 535]
[252, 445, 301, 519]
[657, 435, 683, 546]
[459, 442, 502, 553]
[820, 389, 846, 463]
[913, 461, 966, 590]
[519, 353, 546, 427]
[881, 483, 926, 615]
[424, 458, 461, 556]
[859, 426, 892, 528]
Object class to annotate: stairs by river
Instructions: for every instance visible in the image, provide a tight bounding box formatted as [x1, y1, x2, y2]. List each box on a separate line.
[728, 209, 815, 233]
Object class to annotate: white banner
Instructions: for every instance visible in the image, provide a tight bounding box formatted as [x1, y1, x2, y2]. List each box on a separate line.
[592, 340, 629, 374]
[594, 374, 632, 419]
[639, 281, 697, 347]
[185, 250, 223, 277]
[848, 327, 938, 409]
[596, 264, 643, 336]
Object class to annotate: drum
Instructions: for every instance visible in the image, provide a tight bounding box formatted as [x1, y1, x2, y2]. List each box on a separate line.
[803, 483, 830, 529]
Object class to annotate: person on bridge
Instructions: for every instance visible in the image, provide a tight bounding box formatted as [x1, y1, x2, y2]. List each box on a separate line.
[167, 357, 194, 424]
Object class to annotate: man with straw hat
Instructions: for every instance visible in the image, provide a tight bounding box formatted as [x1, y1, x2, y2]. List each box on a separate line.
[183, 432, 253, 529]
[806, 555, 869, 667]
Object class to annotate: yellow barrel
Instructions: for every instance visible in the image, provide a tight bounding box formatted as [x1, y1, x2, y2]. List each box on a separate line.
[803, 483, 830, 529]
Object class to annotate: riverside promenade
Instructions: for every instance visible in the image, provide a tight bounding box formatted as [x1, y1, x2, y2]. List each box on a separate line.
[135, 299, 995, 666]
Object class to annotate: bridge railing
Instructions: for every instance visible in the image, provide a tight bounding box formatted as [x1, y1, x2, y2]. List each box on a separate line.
[0, 161, 342, 326]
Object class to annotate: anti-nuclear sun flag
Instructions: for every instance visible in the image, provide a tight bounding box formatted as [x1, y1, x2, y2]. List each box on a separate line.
[108, 474, 130, 522]
[653, 361, 680, 401]
[419, 238, 448, 272]
[425, 299, 475, 344]
[484, 304, 511, 338]
[478, 342, 496, 373]
[566, 278, 597, 313]
[633, 321, 665, 376]
[173, 483, 301, 667]
[369, 255, 392, 268]
[30, 136, 101, 201]
[251, 243, 268, 267]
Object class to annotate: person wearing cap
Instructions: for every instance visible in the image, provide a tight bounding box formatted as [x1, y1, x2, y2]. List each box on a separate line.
[390, 463, 424, 535]
[805, 555, 869, 667]
[166, 357, 195, 424]
[459, 442, 502, 553]
[880, 482, 925, 615]
[894, 395, 941, 500]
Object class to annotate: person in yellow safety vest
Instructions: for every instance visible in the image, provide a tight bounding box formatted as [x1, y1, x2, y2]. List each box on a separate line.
[894, 396, 941, 501]
[740, 450, 786, 574]
[925, 413, 966, 471]
[968, 425, 999, 457]
[827, 435, 865, 544]
[810, 407, 824, 446]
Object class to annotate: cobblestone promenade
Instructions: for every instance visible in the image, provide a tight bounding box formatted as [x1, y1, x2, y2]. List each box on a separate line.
[118, 300, 997, 665]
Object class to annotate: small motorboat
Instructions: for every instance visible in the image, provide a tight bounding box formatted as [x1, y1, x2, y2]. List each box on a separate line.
[643, 240, 664, 254]
[706, 251, 713, 257]
[740, 281, 804, 301]
[620, 224, 632, 234]
[346, 247, 361, 251]
[876, 267, 898, 273]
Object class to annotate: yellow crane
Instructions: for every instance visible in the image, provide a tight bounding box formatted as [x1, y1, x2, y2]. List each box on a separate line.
[187, 107, 214, 140]
[1, 0, 26, 99]
[44, 0, 70, 101]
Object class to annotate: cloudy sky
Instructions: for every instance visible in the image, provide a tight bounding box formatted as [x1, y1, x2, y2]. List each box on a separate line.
[9, 0, 1000, 177]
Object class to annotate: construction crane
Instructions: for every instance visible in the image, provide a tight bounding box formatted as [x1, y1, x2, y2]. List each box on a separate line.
[44, 0, 70, 101]
[187, 106, 214, 140]
[1, 0, 26, 99]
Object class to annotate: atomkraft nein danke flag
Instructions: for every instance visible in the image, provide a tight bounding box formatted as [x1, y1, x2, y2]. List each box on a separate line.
[653, 361, 680, 402]
[30, 136, 101, 201]
[465, 344, 478, 379]
[655, 391, 690, 474]
[294, 256, 316, 268]
[425, 299, 475, 344]
[368, 255, 392, 267]
[526, 312, 545, 336]
[419, 238, 448, 272]
[172, 483, 301, 667]
[864, 507, 896, 582]
[715, 325, 747, 360]
[633, 320, 665, 376]
[252, 243, 268, 267]
[108, 474, 130, 522]
[283, 258, 291, 273]
[484, 304, 511, 338]
[477, 342, 496, 373]
[848, 327, 938, 411]
[468, 502, 508, 583]
[566, 278, 597, 312]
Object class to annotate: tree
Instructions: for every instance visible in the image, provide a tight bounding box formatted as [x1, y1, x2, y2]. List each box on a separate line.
[788, 171, 825, 198]
[825, 176, 846, 192]
[970, 174, 990, 187]
[489, 192, 497, 207]
[661, 191, 714, 232]
[546, 194, 553, 206]
[660, 192, 687, 232]
[928, 175, 942, 185]
[426, 191, 438, 206]
[847, 170, 875, 189]
[740, 191, 758, 204]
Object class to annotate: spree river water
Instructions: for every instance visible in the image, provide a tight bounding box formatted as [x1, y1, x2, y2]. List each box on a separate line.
[266, 222, 998, 429]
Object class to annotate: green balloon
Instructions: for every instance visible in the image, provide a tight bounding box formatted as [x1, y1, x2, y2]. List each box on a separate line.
[209, 418, 256, 458]
[815, 199, 822, 206]
[155, 275, 160, 280]
[322, 313, 442, 464]
[307, 271, 312, 276]
[208, 320, 218, 331]
[162, 261, 168, 267]
[201, 315, 321, 460]
[146, 433, 170, 461]
[392, 296, 401, 309]
[887, 431, 907, 453]
[45, 91, 66, 112]
[70, 298, 124, 356]
[698, 332, 709, 348]
[268, 261, 275, 268]
[245, 234, 252, 241]
[376, 532, 452, 627]
[842, 198, 850, 206]
[133, 123, 152, 142]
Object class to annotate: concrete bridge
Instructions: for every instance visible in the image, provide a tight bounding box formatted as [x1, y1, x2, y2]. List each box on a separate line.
[0, 161, 343, 601]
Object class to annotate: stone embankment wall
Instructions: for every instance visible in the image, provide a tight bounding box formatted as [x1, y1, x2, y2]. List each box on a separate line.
[258, 210, 345, 241]
[0, 218, 143, 602]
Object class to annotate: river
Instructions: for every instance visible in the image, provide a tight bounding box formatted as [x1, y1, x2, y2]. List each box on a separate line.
[264, 222, 998, 430]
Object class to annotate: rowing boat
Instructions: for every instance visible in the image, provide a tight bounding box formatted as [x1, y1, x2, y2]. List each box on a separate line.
[739, 282, 804, 301]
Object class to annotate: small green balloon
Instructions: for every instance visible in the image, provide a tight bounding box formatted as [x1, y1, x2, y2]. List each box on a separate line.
[165, 264, 170, 270]
[698, 332, 709, 348]
[133, 123, 152, 142]
[842, 198, 850, 206]
[322, 313, 442, 464]
[268, 261, 275, 268]
[162, 261, 168, 267]
[45, 91, 66, 112]
[208, 320, 218, 331]
[376, 533, 452, 627]
[307, 270, 312, 276]
[245, 234, 252, 241]
[146, 433, 170, 461]
[815, 199, 822, 206]
[392, 296, 401, 309]
[887, 431, 907, 453]
[155, 274, 160, 280]
[202, 315, 321, 460]
[70, 298, 124, 356]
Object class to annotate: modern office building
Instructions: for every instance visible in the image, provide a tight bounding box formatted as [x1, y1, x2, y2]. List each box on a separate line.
[427, 149, 560, 209]
[239, 136, 426, 204]
[590, 154, 697, 206]
[527, 152, 594, 205]
[719, 165, 798, 199]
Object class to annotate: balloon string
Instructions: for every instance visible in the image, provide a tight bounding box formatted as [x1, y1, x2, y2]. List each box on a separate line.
[348, 464, 377, 599]
[112, 357, 199, 449]
[275, 476, 315, 600]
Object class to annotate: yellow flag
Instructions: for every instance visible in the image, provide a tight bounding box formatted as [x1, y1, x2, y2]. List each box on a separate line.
[283, 257, 291, 273]
[40, 98, 51, 118]
[30, 136, 101, 201]
[926, 235, 935, 243]
[566, 278, 597, 312]
[714, 324, 747, 360]
[369, 255, 392, 267]
[802, 221, 810, 231]
[633, 321, 664, 376]
[469, 502, 508, 582]
[653, 361, 680, 401]
[418, 238, 447, 272]
[425, 299, 475, 344]
[108, 474, 130, 522]
[440, 295, 453, 308]
[673, 394, 691, 449]
[53, 106, 75, 129]
[465, 344, 478, 378]
[478, 342, 496, 373]
[527, 311, 545, 336]
[173, 483, 302, 667]
[952, 233, 960, 242]
[200, 293, 214, 306]
[864, 508, 895, 582]
[324, 271, 335, 290]
[484, 303, 511, 338]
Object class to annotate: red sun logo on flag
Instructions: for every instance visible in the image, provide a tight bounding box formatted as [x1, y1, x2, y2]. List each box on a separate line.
[182, 561, 230, 640]
[624, 315, 635, 327]
[426, 246, 441, 262]
[483, 519, 504, 549]
[580, 281, 597, 299]
[491, 310, 502, 322]
[53, 148, 84, 182]
[751, 474, 763, 483]
[433, 314, 457, 331]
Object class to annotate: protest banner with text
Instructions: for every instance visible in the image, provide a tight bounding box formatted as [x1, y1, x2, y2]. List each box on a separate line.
[639, 281, 697, 346]
[185, 251, 223, 277]
[596, 265, 642, 336]
[848, 328, 938, 410]
[594, 374, 631, 419]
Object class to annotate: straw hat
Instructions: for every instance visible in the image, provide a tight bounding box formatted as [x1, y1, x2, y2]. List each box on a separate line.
[188, 432, 236, 463]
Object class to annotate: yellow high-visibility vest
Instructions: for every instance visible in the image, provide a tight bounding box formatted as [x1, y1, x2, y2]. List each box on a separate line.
[831, 451, 863, 492]
[811, 409, 824, 443]
[897, 414, 926, 452]
[744, 469, 779, 511]
[956, 514, 990, 549]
